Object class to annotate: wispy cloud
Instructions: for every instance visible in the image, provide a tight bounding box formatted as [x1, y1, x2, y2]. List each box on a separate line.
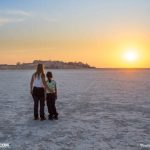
[0, 18, 25, 26]
[0, 9, 32, 17]
[0, 9, 61, 26]
[0, 9, 32, 26]
[3, 10, 32, 17]
[0, 18, 11, 25]
[42, 16, 61, 22]
[36, 11, 62, 23]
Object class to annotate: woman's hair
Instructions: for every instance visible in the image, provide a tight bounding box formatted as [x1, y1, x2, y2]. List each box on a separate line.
[35, 63, 45, 78]
[46, 71, 53, 78]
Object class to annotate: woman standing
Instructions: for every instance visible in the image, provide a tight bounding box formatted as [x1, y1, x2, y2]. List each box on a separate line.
[30, 64, 47, 121]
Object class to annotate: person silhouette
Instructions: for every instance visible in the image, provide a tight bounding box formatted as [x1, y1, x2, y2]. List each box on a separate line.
[30, 64, 48, 121]
[46, 71, 58, 120]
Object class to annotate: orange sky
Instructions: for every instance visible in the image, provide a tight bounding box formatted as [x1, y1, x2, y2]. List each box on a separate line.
[0, 0, 150, 68]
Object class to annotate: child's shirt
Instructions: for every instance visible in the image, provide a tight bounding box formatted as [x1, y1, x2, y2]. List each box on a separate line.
[46, 80, 56, 94]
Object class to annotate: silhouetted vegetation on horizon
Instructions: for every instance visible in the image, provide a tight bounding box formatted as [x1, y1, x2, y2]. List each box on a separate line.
[0, 60, 96, 69]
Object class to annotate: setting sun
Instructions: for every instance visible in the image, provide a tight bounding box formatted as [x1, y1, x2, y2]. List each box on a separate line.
[123, 49, 139, 62]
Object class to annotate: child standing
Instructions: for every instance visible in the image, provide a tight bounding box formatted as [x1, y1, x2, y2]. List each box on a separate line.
[46, 72, 58, 120]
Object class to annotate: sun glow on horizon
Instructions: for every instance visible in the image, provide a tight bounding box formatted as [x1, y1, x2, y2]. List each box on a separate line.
[122, 49, 139, 63]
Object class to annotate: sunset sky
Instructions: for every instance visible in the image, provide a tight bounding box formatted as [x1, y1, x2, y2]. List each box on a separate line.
[0, 0, 150, 68]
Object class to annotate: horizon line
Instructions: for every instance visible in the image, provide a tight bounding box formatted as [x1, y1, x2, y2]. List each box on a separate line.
[0, 60, 150, 69]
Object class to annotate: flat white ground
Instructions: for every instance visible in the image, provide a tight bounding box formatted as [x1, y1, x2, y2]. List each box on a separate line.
[0, 69, 150, 150]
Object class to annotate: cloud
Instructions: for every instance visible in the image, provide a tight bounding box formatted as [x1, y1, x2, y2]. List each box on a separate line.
[0, 9, 32, 17]
[0, 9, 61, 26]
[4, 10, 32, 17]
[0, 18, 11, 25]
[42, 16, 61, 22]
[34, 12, 62, 23]
[0, 9, 31, 26]
[0, 18, 25, 26]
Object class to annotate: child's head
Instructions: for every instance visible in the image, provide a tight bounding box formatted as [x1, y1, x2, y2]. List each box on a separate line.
[46, 71, 53, 79]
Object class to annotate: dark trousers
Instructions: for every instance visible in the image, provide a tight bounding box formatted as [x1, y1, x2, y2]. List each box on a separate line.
[46, 93, 58, 116]
[32, 87, 45, 118]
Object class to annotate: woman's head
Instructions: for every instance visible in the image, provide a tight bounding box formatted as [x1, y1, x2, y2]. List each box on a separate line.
[46, 71, 53, 79]
[35, 63, 45, 77]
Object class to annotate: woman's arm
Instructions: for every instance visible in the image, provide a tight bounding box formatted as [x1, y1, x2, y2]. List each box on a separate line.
[30, 74, 34, 94]
[41, 75, 52, 92]
[55, 83, 57, 100]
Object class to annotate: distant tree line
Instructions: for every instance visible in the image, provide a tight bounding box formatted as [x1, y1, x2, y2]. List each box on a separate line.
[0, 60, 95, 69]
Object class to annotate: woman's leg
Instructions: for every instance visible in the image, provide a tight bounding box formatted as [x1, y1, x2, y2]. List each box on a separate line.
[40, 96, 45, 119]
[33, 96, 39, 119]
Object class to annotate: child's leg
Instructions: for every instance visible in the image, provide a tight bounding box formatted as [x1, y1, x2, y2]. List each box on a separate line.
[51, 94, 58, 117]
[46, 94, 53, 118]
[46, 95, 51, 115]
